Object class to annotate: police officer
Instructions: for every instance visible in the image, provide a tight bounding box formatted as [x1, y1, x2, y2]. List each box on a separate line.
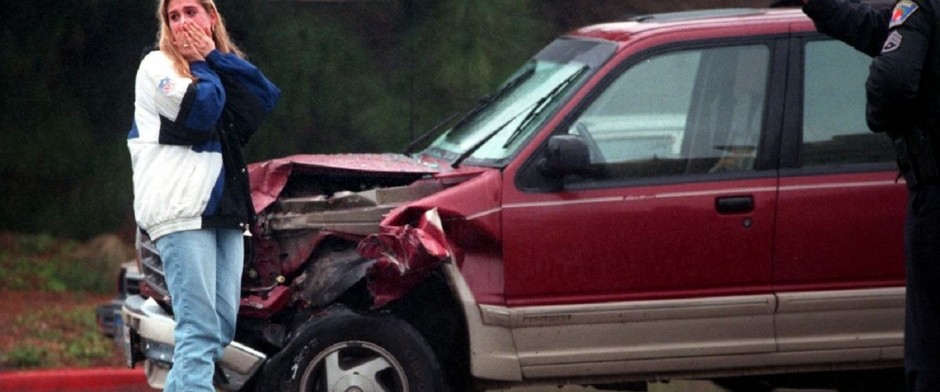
[803, 1, 940, 390]
[802, 0, 889, 56]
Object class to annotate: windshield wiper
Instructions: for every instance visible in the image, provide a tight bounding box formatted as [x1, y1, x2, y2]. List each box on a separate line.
[450, 100, 541, 168]
[404, 64, 536, 157]
[447, 64, 535, 137]
[450, 66, 589, 168]
[502, 65, 588, 149]
[403, 112, 459, 156]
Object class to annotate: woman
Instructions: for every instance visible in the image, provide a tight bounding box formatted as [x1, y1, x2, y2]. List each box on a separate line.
[127, 0, 279, 390]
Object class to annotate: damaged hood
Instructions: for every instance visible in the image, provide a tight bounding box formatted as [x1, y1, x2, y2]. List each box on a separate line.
[248, 153, 444, 213]
[244, 153, 497, 309]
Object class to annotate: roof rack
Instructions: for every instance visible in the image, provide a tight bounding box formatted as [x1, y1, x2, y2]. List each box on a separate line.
[626, 8, 764, 23]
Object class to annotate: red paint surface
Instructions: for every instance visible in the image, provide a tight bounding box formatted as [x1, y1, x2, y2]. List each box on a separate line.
[0, 368, 148, 392]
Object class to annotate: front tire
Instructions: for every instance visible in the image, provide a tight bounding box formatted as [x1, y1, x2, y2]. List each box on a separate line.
[261, 305, 447, 392]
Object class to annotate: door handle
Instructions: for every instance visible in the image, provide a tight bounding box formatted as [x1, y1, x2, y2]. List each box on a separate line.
[716, 195, 754, 214]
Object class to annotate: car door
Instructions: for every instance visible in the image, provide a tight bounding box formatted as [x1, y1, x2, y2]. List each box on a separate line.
[772, 36, 906, 356]
[500, 37, 787, 377]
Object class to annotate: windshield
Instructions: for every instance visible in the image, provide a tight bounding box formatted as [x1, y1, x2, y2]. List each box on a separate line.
[420, 38, 617, 166]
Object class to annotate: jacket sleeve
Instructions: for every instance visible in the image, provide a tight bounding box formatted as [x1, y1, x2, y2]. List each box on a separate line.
[149, 57, 226, 145]
[205, 50, 281, 145]
[803, 0, 892, 57]
[866, 0, 932, 134]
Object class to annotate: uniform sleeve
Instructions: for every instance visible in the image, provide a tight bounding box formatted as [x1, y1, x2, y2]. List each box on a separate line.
[865, 0, 932, 134]
[148, 57, 226, 145]
[803, 0, 892, 57]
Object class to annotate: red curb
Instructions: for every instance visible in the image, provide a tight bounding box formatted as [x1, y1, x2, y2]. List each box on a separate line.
[0, 368, 150, 392]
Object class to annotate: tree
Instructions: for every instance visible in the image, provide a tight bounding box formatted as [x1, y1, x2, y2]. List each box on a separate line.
[401, 0, 547, 142]
[0, 1, 150, 239]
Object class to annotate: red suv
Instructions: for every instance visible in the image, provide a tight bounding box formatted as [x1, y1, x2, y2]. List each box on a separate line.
[122, 6, 906, 392]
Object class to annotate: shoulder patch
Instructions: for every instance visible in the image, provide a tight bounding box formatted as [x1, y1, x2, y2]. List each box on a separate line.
[889, 0, 919, 29]
[882, 30, 903, 53]
[158, 77, 175, 95]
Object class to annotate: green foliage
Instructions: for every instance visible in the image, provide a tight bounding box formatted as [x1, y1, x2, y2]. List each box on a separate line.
[244, 3, 408, 158]
[0, 233, 131, 293]
[1, 305, 116, 369]
[3, 346, 49, 368]
[239, 0, 547, 159]
[0, 1, 146, 239]
[402, 0, 548, 144]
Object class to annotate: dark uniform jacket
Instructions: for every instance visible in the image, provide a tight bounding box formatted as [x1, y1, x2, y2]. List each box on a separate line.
[804, 0, 940, 133]
[804, 0, 890, 56]
[864, 0, 940, 135]
[805, 0, 940, 183]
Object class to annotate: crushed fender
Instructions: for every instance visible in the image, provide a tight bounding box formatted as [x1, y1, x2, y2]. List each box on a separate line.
[358, 208, 452, 307]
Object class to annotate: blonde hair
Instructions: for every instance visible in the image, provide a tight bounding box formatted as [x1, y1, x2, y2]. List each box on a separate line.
[156, 0, 244, 79]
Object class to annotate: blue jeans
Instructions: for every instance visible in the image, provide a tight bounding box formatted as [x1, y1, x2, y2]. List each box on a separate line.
[155, 228, 244, 392]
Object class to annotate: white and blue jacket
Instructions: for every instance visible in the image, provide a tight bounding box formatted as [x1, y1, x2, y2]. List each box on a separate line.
[128, 49, 280, 240]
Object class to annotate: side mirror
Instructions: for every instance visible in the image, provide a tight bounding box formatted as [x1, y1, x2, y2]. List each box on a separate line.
[538, 134, 591, 178]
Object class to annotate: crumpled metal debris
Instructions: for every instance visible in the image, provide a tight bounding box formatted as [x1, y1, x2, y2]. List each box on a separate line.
[358, 208, 452, 308]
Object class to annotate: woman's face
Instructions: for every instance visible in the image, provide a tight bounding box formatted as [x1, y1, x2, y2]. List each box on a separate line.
[165, 0, 215, 36]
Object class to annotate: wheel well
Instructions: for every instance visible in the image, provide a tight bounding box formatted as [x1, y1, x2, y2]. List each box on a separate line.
[385, 270, 473, 391]
[295, 242, 472, 389]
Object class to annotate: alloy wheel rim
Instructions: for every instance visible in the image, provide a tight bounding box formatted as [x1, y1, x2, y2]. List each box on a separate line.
[299, 340, 409, 392]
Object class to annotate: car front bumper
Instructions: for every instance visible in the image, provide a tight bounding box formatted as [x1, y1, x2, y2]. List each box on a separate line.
[121, 295, 266, 391]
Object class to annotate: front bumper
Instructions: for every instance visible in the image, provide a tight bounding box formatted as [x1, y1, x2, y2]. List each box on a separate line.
[121, 295, 266, 391]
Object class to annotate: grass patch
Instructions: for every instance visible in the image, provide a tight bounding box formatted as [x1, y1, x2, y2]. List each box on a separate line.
[0, 304, 120, 369]
[0, 232, 133, 369]
[0, 232, 132, 293]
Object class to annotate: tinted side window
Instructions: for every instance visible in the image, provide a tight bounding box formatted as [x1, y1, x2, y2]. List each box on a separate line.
[801, 40, 894, 166]
[568, 44, 770, 182]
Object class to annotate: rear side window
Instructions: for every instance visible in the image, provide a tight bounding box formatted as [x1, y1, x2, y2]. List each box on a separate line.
[801, 40, 894, 166]
[567, 43, 770, 181]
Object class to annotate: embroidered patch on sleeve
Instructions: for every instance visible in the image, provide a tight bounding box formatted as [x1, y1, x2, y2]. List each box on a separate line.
[882, 30, 903, 53]
[889, 0, 919, 29]
[158, 77, 175, 95]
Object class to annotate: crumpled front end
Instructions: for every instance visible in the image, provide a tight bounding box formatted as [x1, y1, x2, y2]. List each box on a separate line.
[358, 167, 504, 308]
[359, 208, 453, 307]
[243, 154, 495, 311]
